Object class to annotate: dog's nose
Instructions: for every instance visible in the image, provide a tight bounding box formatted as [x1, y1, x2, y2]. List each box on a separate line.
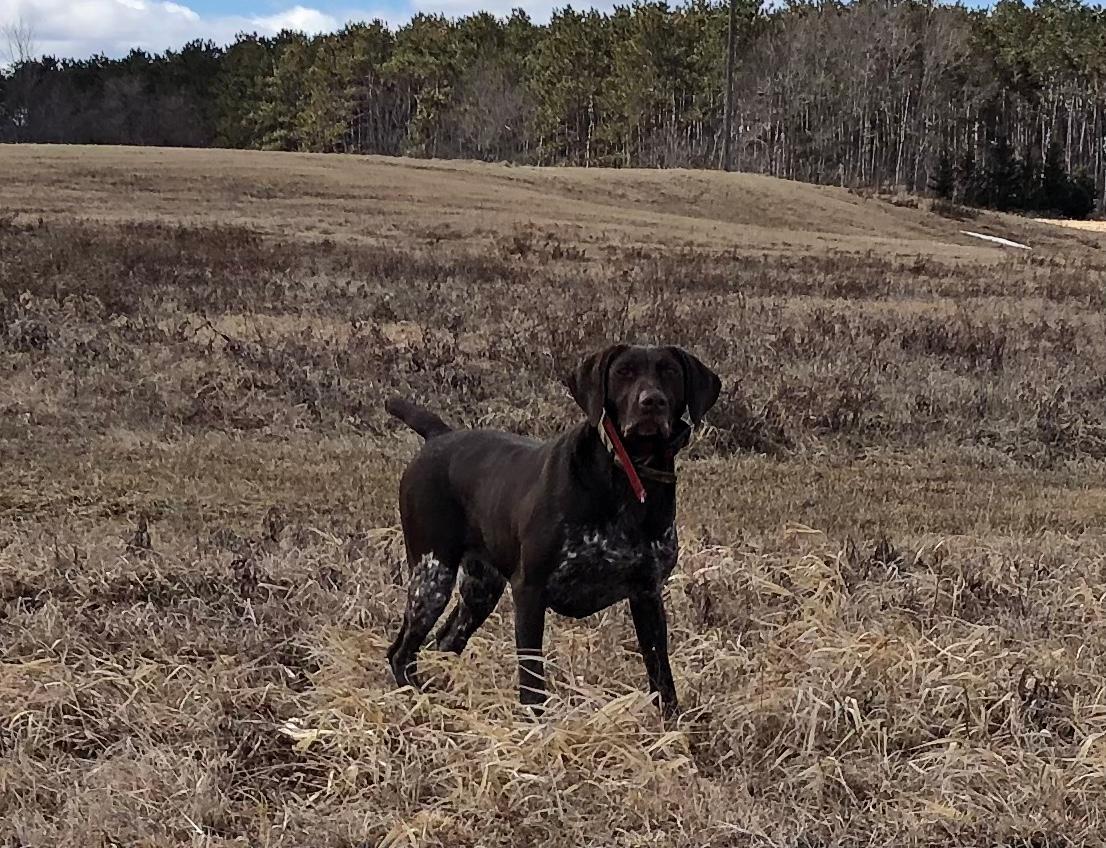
[639, 389, 668, 413]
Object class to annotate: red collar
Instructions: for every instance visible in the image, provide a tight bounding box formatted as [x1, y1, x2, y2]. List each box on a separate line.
[597, 412, 684, 503]
[600, 415, 648, 503]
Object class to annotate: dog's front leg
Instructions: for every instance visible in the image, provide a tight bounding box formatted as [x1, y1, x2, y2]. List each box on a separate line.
[630, 589, 678, 717]
[513, 584, 547, 714]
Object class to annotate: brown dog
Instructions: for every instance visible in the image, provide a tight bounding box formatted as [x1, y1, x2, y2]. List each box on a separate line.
[385, 344, 721, 715]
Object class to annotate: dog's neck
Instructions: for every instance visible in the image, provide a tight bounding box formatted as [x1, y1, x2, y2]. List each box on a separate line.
[594, 412, 690, 504]
[562, 423, 678, 539]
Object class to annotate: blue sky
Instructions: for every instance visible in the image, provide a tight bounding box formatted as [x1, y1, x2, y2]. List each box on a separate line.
[2, 0, 997, 62]
[0, 0, 575, 61]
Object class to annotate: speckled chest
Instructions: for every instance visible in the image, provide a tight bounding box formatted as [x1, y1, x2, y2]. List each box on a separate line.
[543, 520, 678, 619]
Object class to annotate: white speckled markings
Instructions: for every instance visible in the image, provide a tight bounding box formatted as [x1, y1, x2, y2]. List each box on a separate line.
[388, 551, 459, 687]
[545, 523, 678, 619]
[406, 553, 456, 624]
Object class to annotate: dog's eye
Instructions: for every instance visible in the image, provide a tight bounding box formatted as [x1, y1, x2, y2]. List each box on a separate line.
[658, 361, 677, 374]
[615, 365, 635, 378]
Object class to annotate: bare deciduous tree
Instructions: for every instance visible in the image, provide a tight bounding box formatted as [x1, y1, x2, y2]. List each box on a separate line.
[2, 14, 37, 67]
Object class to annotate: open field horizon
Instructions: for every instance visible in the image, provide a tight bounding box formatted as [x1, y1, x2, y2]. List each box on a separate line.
[4, 144, 1089, 260]
[3, 145, 1106, 846]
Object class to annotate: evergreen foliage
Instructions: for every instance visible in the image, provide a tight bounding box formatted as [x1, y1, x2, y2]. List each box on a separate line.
[3, 0, 1102, 217]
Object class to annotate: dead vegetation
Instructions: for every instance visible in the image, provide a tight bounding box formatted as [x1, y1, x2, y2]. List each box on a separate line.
[3, 148, 1106, 846]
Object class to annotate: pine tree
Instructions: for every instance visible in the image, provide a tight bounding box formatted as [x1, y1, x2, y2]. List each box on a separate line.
[1039, 140, 1068, 213]
[929, 144, 955, 199]
[956, 149, 982, 206]
[1064, 169, 1096, 219]
[297, 36, 349, 152]
[5, 0, 1106, 191]
[983, 131, 1021, 211]
[213, 36, 275, 149]
[1020, 143, 1040, 211]
[251, 32, 315, 151]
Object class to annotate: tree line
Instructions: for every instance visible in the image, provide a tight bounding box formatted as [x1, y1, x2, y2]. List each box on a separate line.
[2, 0, 1103, 217]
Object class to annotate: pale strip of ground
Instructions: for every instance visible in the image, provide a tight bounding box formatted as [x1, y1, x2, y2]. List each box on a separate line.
[1035, 216, 1106, 232]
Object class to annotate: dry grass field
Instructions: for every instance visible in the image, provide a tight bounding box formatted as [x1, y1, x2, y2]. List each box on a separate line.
[3, 144, 1106, 847]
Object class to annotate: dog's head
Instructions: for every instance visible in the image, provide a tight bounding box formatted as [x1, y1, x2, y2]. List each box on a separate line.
[566, 344, 722, 449]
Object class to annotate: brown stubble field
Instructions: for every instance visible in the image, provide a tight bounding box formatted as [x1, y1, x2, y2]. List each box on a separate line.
[3, 145, 1106, 846]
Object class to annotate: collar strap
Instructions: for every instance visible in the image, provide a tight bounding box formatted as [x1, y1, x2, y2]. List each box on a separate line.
[600, 414, 647, 503]
[598, 412, 688, 503]
[636, 465, 677, 485]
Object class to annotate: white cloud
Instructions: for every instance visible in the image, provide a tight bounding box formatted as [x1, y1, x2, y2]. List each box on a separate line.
[250, 5, 339, 35]
[0, 0, 358, 60]
[0, 0, 610, 61]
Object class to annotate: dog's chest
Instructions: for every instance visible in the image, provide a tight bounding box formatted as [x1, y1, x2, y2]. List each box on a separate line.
[544, 521, 677, 619]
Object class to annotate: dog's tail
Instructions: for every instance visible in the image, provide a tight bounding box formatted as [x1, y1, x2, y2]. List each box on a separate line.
[385, 397, 453, 440]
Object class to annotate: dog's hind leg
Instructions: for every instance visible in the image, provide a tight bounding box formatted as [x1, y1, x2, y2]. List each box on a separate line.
[387, 546, 459, 689]
[434, 556, 506, 655]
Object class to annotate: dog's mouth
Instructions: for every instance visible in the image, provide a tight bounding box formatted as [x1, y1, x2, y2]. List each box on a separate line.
[621, 416, 672, 441]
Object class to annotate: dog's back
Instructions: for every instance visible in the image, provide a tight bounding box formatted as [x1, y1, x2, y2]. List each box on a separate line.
[387, 397, 551, 534]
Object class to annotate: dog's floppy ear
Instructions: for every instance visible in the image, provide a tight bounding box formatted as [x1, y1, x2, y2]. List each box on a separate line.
[566, 344, 628, 426]
[666, 346, 722, 425]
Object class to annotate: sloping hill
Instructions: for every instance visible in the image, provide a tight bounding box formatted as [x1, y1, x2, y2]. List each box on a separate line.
[1, 144, 1084, 259]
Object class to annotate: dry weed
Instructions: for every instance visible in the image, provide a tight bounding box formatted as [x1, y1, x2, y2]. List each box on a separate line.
[3, 151, 1106, 846]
